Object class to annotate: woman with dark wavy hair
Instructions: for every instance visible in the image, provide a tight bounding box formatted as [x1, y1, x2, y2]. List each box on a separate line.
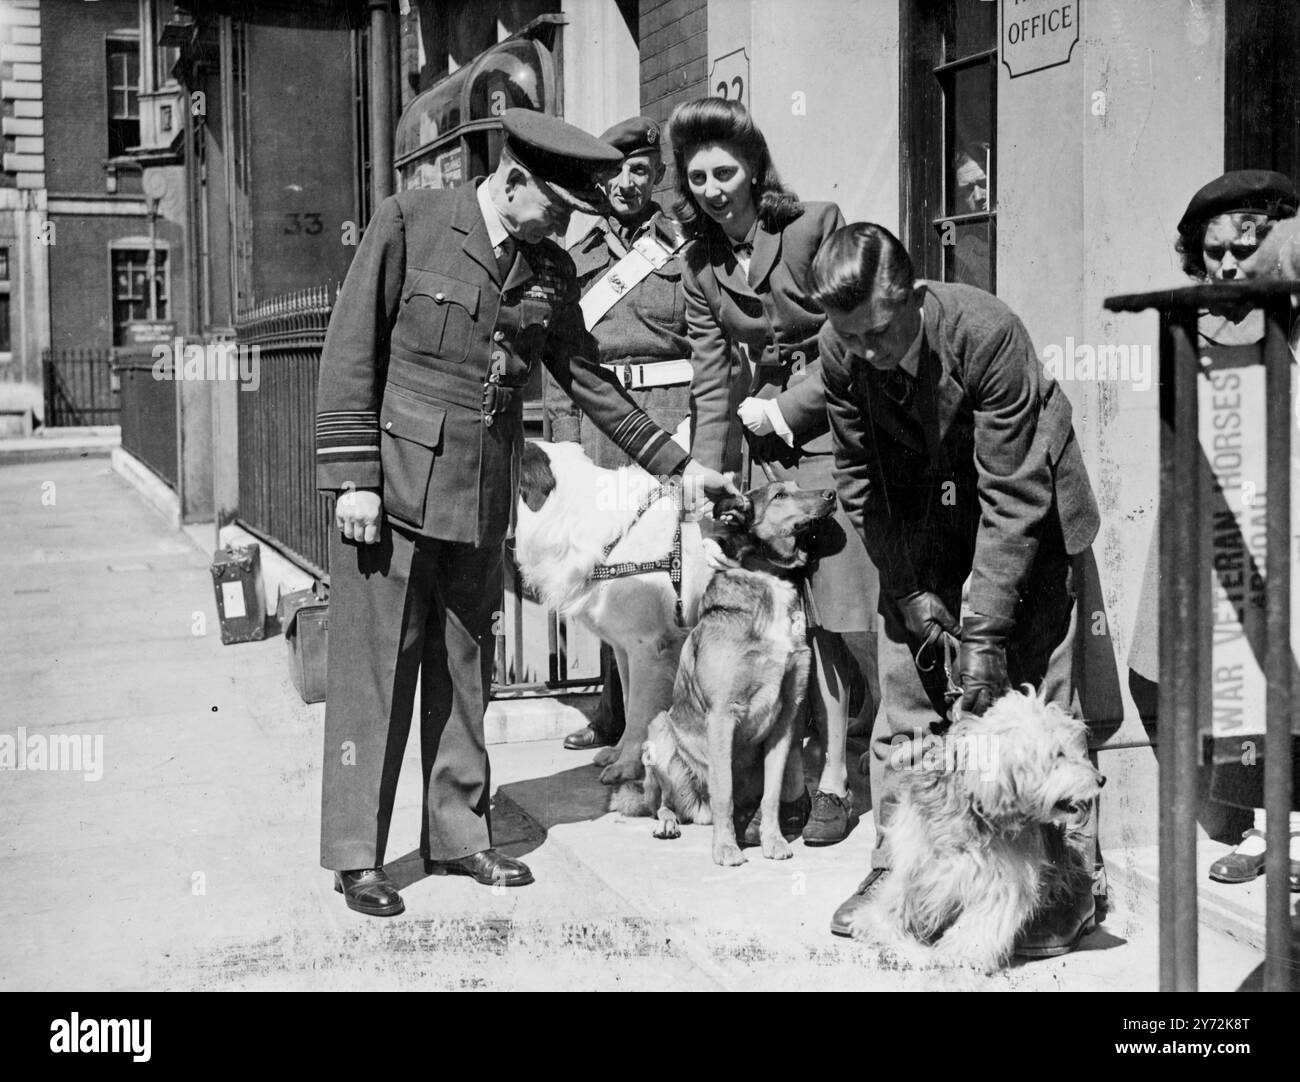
[668, 96, 879, 848]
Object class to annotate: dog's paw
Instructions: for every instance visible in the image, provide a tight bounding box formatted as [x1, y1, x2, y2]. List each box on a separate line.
[761, 832, 793, 861]
[933, 945, 1002, 977]
[652, 810, 681, 840]
[713, 841, 747, 867]
[598, 757, 645, 786]
[593, 745, 620, 767]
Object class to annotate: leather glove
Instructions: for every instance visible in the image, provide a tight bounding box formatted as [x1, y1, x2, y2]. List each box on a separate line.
[895, 590, 959, 654]
[957, 613, 1014, 717]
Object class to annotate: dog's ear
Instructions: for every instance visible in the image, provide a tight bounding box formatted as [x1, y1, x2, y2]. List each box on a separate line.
[519, 442, 556, 513]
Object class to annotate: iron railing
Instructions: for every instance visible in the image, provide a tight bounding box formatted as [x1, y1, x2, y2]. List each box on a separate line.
[1105, 280, 1297, 992]
[232, 286, 598, 694]
[234, 287, 337, 579]
[43, 348, 121, 426]
[114, 348, 178, 489]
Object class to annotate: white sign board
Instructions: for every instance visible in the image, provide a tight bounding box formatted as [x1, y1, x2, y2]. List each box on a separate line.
[1002, 0, 1080, 78]
[709, 48, 750, 109]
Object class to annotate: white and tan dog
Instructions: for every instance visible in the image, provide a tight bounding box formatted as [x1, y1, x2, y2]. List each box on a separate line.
[514, 440, 713, 785]
[850, 687, 1104, 972]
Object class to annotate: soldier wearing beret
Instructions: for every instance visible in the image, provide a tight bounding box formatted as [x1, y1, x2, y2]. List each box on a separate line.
[315, 108, 739, 917]
[543, 115, 694, 754]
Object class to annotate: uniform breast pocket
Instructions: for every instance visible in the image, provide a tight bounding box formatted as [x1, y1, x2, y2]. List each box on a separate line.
[402, 270, 480, 364]
[379, 386, 446, 529]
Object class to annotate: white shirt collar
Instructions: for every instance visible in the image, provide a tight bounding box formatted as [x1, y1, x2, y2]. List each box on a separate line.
[476, 179, 512, 250]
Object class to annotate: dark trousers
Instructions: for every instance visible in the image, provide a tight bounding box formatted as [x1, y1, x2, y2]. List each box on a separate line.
[868, 536, 1095, 872]
[320, 523, 500, 871]
[591, 642, 627, 743]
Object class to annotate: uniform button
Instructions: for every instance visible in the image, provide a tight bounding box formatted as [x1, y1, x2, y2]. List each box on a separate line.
[434, 292, 446, 303]
[493, 330, 505, 341]
[541, 318, 549, 328]
[491, 350, 505, 363]
[384, 421, 392, 430]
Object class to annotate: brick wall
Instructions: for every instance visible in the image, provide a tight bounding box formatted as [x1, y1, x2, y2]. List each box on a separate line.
[43, 0, 142, 196]
[639, 0, 707, 205]
[1, 0, 44, 191]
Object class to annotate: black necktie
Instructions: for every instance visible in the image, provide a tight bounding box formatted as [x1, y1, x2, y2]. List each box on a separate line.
[495, 236, 516, 280]
[877, 366, 916, 412]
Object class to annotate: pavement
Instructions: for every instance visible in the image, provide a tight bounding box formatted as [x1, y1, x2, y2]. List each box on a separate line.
[0, 455, 1279, 991]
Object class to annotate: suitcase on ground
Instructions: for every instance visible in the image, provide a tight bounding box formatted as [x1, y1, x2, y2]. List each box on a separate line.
[277, 584, 329, 703]
[210, 543, 267, 644]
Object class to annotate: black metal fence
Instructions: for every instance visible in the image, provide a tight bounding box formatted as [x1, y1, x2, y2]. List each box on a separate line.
[234, 287, 337, 579]
[43, 348, 120, 426]
[115, 349, 178, 489]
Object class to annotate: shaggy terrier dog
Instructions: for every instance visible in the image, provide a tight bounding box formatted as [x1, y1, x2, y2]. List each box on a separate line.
[850, 687, 1104, 972]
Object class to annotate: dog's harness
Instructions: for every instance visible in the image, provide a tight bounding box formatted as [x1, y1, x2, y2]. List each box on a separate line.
[588, 482, 685, 627]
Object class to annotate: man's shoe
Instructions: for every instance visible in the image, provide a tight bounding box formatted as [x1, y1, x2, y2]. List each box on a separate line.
[333, 867, 405, 917]
[563, 725, 615, 750]
[830, 868, 890, 937]
[802, 789, 853, 846]
[1013, 890, 1097, 959]
[1208, 829, 1267, 884]
[426, 849, 534, 887]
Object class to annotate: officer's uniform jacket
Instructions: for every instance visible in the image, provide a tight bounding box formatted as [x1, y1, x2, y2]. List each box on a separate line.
[821, 281, 1101, 624]
[315, 183, 687, 548]
[682, 201, 845, 476]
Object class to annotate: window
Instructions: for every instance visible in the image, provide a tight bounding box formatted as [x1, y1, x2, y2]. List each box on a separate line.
[0, 248, 10, 354]
[107, 39, 141, 156]
[111, 248, 168, 345]
[901, 0, 998, 292]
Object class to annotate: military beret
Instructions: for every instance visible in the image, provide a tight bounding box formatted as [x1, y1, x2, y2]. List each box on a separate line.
[1177, 170, 1299, 237]
[599, 116, 664, 159]
[500, 108, 622, 215]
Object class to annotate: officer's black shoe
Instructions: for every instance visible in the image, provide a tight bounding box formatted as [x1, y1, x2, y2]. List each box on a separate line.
[334, 867, 405, 917]
[563, 725, 615, 750]
[426, 849, 535, 887]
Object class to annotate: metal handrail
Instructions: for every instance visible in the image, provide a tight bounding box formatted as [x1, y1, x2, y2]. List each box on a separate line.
[1105, 280, 1297, 992]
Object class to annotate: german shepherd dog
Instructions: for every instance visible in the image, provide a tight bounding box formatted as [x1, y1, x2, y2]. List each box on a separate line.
[612, 483, 837, 866]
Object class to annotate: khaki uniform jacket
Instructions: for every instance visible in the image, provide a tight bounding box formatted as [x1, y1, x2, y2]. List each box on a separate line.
[822, 281, 1100, 623]
[315, 183, 687, 548]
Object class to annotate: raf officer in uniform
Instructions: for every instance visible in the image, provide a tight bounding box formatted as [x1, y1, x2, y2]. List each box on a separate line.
[315, 109, 738, 917]
[543, 115, 693, 754]
[810, 224, 1103, 956]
